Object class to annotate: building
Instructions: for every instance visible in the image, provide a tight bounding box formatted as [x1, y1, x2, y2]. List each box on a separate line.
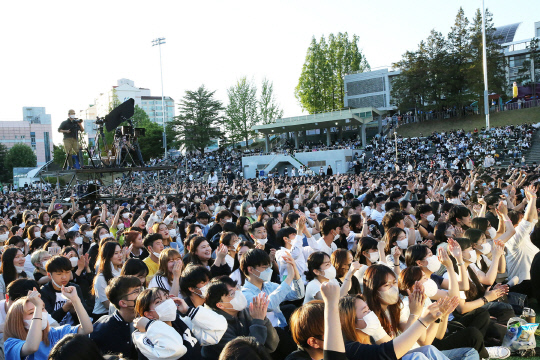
[497, 22, 540, 86]
[0, 107, 53, 166]
[344, 68, 401, 111]
[78, 79, 175, 145]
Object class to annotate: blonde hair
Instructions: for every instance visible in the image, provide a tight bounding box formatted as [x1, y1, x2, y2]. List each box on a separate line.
[152, 223, 172, 245]
[338, 295, 371, 344]
[30, 250, 48, 267]
[5, 297, 50, 346]
[156, 248, 182, 284]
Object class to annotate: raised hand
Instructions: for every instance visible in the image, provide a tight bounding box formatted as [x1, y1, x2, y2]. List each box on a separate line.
[216, 243, 228, 261]
[437, 295, 459, 318]
[407, 281, 426, 317]
[61, 285, 80, 302]
[438, 247, 452, 268]
[320, 280, 340, 305]
[249, 292, 269, 320]
[27, 288, 44, 308]
[172, 260, 182, 279]
[134, 317, 150, 332]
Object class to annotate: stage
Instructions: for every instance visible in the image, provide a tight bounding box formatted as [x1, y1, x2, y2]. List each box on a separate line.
[39, 165, 177, 202]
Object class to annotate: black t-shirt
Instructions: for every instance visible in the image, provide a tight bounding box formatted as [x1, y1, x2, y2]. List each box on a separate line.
[345, 340, 397, 360]
[58, 118, 80, 139]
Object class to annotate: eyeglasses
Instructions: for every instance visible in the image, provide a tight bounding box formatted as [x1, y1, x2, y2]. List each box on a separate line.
[124, 287, 143, 298]
[227, 285, 241, 298]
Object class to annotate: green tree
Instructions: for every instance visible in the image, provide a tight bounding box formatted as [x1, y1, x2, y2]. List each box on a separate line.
[137, 118, 165, 161]
[53, 144, 67, 167]
[225, 77, 259, 148]
[295, 32, 370, 113]
[0, 143, 9, 183]
[446, 7, 474, 111]
[259, 78, 284, 124]
[169, 85, 224, 154]
[132, 104, 151, 128]
[517, 38, 540, 97]
[4, 144, 37, 179]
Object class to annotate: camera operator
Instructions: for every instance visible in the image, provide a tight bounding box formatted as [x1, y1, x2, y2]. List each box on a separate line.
[58, 109, 84, 169]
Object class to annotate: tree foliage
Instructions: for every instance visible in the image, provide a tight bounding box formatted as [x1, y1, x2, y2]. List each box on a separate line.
[391, 7, 507, 115]
[259, 78, 284, 125]
[295, 32, 370, 114]
[0, 143, 9, 183]
[169, 85, 224, 154]
[53, 144, 67, 167]
[225, 77, 259, 148]
[4, 144, 37, 180]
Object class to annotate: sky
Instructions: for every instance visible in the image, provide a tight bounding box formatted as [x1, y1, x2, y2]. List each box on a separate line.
[1, 0, 539, 145]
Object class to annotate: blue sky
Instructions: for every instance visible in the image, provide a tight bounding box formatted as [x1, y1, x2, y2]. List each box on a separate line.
[1, 0, 538, 144]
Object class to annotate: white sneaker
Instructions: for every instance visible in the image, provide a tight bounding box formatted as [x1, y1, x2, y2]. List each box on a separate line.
[486, 346, 511, 359]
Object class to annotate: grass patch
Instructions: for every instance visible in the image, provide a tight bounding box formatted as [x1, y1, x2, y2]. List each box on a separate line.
[396, 107, 540, 138]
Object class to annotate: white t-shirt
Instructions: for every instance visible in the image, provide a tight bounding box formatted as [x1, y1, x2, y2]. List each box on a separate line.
[303, 278, 322, 304]
[505, 219, 539, 283]
[92, 273, 109, 315]
[53, 291, 73, 325]
[370, 209, 386, 225]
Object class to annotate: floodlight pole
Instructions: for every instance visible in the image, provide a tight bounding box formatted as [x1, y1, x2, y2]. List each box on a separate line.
[481, 0, 490, 129]
[152, 37, 167, 159]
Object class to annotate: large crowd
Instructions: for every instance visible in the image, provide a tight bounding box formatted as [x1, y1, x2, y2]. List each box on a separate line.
[0, 127, 539, 360]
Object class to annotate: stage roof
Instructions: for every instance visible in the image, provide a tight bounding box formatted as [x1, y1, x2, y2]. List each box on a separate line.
[252, 107, 384, 135]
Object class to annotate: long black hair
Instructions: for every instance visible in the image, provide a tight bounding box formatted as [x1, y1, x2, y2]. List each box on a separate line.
[92, 241, 120, 294]
[0, 248, 26, 288]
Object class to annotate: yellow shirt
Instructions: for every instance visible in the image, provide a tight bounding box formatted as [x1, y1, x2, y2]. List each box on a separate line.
[143, 256, 159, 285]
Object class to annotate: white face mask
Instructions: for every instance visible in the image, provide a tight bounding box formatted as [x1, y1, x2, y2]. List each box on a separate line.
[426, 214, 435, 222]
[78, 217, 86, 224]
[275, 206, 282, 212]
[423, 278, 439, 297]
[154, 299, 177, 321]
[235, 206, 241, 211]
[100, 233, 111, 240]
[45, 231, 55, 240]
[152, 251, 161, 258]
[479, 242, 491, 255]
[74, 237, 83, 245]
[378, 285, 399, 305]
[41, 260, 48, 269]
[252, 267, 273, 282]
[425, 255, 441, 273]
[247, 207, 256, 214]
[224, 290, 248, 311]
[69, 257, 79, 268]
[396, 238, 408, 250]
[357, 311, 382, 336]
[256, 238, 268, 246]
[24, 312, 49, 330]
[321, 265, 337, 280]
[85, 231, 93, 238]
[123, 213, 130, 219]
[34, 231, 41, 238]
[57, 209, 64, 214]
[15, 265, 25, 274]
[467, 249, 477, 263]
[368, 251, 379, 263]
[267, 205, 275, 213]
[0, 233, 7, 242]
[487, 227, 497, 239]
[168, 229, 177, 238]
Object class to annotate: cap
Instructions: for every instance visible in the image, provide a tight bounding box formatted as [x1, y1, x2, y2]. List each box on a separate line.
[122, 202, 129, 207]
[54, 204, 63, 210]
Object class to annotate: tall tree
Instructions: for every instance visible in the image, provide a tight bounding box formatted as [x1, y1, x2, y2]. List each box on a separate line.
[4, 144, 37, 180]
[259, 79, 284, 124]
[170, 85, 224, 154]
[225, 77, 259, 148]
[296, 33, 370, 113]
[132, 105, 150, 128]
[53, 144, 66, 167]
[446, 7, 473, 111]
[0, 143, 9, 183]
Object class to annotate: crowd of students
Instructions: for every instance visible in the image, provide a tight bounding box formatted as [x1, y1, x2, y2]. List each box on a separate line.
[0, 161, 538, 360]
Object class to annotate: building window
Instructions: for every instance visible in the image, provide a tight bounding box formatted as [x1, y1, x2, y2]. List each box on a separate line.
[509, 54, 529, 68]
[31, 132, 36, 144]
[31, 144, 36, 151]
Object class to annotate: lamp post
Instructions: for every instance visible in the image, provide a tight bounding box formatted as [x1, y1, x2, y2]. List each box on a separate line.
[481, 0, 490, 129]
[152, 37, 167, 159]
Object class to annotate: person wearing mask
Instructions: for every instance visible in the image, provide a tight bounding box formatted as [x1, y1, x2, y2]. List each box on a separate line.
[180, 265, 212, 308]
[241, 249, 304, 358]
[0, 247, 32, 300]
[4, 286, 93, 360]
[57, 109, 84, 170]
[133, 287, 226, 359]
[92, 241, 124, 321]
[202, 276, 278, 360]
[206, 210, 233, 245]
[90, 275, 142, 359]
[142, 234, 165, 284]
[40, 256, 90, 326]
[68, 211, 87, 232]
